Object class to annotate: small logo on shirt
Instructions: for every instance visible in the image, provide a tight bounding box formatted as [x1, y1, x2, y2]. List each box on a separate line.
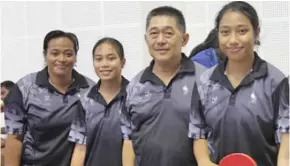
[211, 96, 218, 104]
[250, 92, 257, 103]
[39, 88, 48, 94]
[144, 90, 151, 98]
[44, 95, 51, 101]
[182, 85, 189, 95]
[212, 83, 220, 91]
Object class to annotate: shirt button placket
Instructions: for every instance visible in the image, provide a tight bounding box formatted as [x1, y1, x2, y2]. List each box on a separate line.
[164, 88, 171, 99]
[229, 93, 236, 106]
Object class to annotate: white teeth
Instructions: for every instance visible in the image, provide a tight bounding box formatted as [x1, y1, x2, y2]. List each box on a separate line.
[228, 48, 241, 52]
[157, 50, 168, 54]
[101, 71, 111, 75]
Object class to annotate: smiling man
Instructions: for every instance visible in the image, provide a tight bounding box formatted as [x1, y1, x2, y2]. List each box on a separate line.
[121, 6, 206, 166]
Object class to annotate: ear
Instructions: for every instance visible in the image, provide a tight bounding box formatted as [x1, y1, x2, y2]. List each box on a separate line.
[144, 34, 148, 44]
[43, 51, 47, 65]
[182, 33, 189, 47]
[121, 58, 126, 69]
[256, 26, 261, 36]
[254, 26, 261, 45]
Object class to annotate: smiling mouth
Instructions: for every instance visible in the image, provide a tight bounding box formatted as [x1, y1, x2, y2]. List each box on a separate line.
[100, 70, 112, 74]
[156, 49, 169, 54]
[227, 47, 243, 53]
[56, 65, 67, 68]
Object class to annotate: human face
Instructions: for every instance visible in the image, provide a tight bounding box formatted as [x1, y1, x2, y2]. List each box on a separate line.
[45, 37, 76, 77]
[0, 87, 8, 101]
[218, 10, 256, 62]
[93, 43, 124, 81]
[145, 16, 189, 64]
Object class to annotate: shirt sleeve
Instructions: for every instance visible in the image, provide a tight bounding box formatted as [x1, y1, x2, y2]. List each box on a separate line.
[276, 77, 289, 133]
[120, 92, 132, 140]
[188, 83, 209, 140]
[68, 101, 87, 144]
[4, 84, 27, 135]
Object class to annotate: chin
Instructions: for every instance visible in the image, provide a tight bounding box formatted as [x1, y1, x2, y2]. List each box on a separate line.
[99, 75, 115, 81]
[54, 73, 68, 77]
[153, 54, 171, 62]
[52, 69, 70, 76]
[227, 56, 247, 62]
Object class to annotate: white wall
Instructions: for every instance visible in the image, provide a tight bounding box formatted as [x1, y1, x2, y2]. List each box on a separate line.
[1, 1, 289, 83]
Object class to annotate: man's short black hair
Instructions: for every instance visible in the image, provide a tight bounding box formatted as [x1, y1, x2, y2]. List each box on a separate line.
[146, 6, 186, 33]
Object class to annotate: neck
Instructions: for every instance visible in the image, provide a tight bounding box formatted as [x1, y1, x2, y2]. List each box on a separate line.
[226, 54, 255, 78]
[99, 76, 122, 94]
[153, 55, 181, 78]
[49, 73, 73, 92]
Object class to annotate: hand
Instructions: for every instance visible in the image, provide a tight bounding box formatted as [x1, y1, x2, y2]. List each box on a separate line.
[1, 138, 5, 148]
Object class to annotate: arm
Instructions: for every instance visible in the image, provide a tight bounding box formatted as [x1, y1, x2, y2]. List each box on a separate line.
[194, 139, 215, 165]
[275, 77, 289, 166]
[1, 138, 5, 148]
[188, 84, 217, 166]
[278, 133, 289, 166]
[68, 102, 87, 166]
[122, 140, 135, 166]
[4, 85, 26, 166]
[71, 144, 86, 166]
[120, 94, 135, 166]
[4, 135, 23, 166]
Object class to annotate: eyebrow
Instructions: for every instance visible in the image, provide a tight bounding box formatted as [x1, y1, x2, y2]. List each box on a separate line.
[50, 48, 73, 52]
[107, 53, 116, 56]
[94, 54, 102, 57]
[219, 24, 249, 28]
[64, 49, 74, 53]
[94, 53, 115, 57]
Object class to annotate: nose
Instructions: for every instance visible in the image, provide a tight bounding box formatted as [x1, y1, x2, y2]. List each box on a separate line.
[100, 59, 109, 68]
[228, 33, 238, 45]
[156, 33, 166, 45]
[58, 54, 66, 62]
